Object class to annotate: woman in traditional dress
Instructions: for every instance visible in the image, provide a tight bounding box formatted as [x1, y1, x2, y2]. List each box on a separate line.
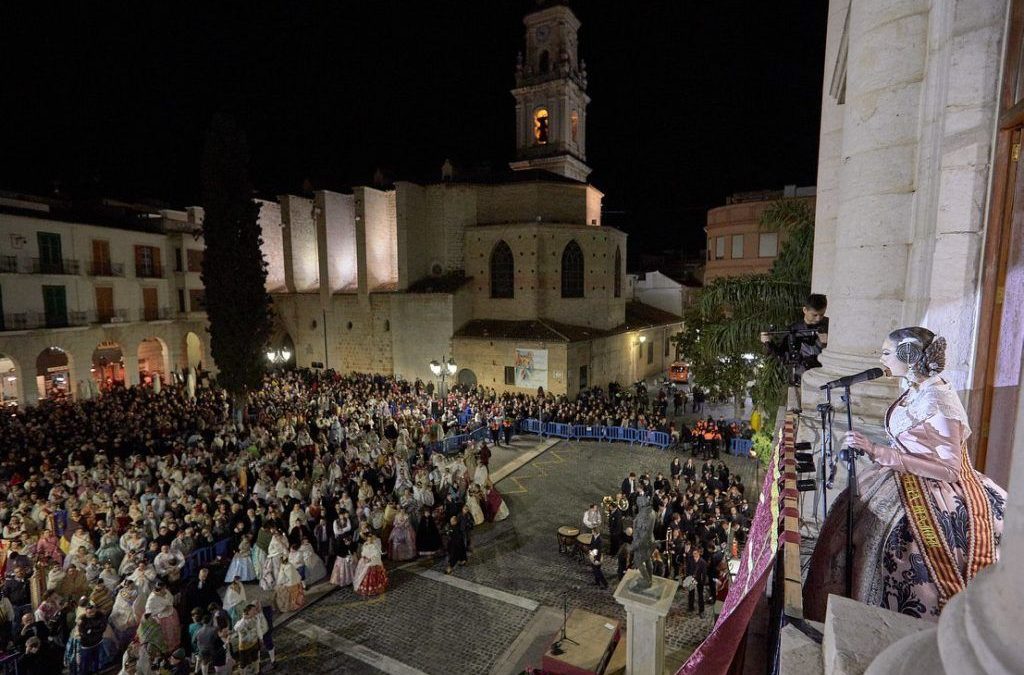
[143, 581, 179, 652]
[94, 530, 124, 571]
[274, 559, 306, 612]
[353, 535, 388, 597]
[806, 327, 1006, 621]
[415, 505, 442, 556]
[298, 536, 327, 583]
[329, 537, 356, 587]
[387, 510, 418, 561]
[226, 536, 258, 583]
[34, 528, 65, 566]
[484, 481, 510, 522]
[108, 580, 140, 648]
[465, 485, 486, 526]
[222, 578, 247, 626]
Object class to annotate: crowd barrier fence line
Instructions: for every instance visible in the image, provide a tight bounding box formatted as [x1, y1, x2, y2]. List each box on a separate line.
[517, 419, 671, 449]
[730, 438, 754, 457]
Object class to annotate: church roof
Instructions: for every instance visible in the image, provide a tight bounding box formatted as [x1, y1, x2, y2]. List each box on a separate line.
[453, 302, 682, 344]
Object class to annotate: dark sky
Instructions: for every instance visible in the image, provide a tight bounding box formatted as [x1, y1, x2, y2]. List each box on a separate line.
[0, 1, 827, 259]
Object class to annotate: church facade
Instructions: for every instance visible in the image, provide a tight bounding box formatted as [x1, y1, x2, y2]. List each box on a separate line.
[262, 4, 682, 395]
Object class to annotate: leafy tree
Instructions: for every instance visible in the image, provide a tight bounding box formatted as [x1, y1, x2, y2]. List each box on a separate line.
[675, 198, 815, 424]
[199, 115, 273, 418]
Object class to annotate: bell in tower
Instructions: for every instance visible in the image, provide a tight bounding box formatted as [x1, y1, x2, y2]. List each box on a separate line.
[509, 3, 592, 183]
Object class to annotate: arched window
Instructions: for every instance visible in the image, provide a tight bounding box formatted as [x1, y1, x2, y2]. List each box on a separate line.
[539, 50, 550, 74]
[533, 108, 549, 145]
[490, 241, 514, 299]
[561, 240, 585, 298]
[614, 246, 622, 298]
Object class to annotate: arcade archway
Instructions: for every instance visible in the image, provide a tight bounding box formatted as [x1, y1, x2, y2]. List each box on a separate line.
[137, 337, 169, 385]
[0, 353, 20, 408]
[91, 341, 125, 394]
[457, 368, 478, 388]
[36, 347, 72, 400]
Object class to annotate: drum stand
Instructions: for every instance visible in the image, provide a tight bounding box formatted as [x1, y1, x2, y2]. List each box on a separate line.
[550, 590, 580, 655]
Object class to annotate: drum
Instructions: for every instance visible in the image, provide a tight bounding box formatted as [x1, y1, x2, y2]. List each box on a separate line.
[557, 526, 580, 554]
[574, 533, 593, 561]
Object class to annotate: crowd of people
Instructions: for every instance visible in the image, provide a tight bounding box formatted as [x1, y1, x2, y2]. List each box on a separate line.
[0, 365, 750, 674]
[583, 455, 752, 617]
[0, 370, 523, 675]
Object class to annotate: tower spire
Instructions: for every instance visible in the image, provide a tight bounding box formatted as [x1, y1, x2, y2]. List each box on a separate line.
[509, 3, 591, 182]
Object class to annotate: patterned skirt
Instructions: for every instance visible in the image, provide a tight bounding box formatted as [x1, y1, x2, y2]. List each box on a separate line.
[355, 565, 388, 597]
[275, 583, 306, 612]
[805, 464, 1006, 621]
[330, 557, 355, 586]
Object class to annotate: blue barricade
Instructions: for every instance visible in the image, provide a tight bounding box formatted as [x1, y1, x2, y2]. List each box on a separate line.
[545, 423, 572, 438]
[515, 419, 672, 449]
[470, 426, 488, 442]
[730, 438, 753, 457]
[647, 431, 670, 449]
[214, 538, 232, 559]
[521, 419, 542, 435]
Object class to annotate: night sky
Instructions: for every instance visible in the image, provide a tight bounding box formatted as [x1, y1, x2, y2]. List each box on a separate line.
[0, 1, 827, 260]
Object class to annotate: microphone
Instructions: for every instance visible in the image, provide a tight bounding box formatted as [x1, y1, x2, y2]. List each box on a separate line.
[819, 368, 885, 390]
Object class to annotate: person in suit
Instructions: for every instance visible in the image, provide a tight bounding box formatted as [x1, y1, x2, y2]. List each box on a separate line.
[589, 546, 609, 589]
[685, 547, 708, 617]
[621, 473, 638, 513]
[184, 567, 219, 618]
[589, 528, 603, 557]
[608, 502, 624, 555]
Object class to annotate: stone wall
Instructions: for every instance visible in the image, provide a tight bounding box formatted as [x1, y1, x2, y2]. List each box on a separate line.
[259, 199, 286, 292]
[316, 190, 357, 292]
[803, 0, 1008, 469]
[280, 194, 318, 292]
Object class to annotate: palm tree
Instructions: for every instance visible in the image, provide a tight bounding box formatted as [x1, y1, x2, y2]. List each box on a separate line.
[680, 198, 815, 424]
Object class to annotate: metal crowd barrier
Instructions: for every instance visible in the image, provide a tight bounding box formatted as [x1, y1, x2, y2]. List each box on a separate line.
[730, 438, 754, 457]
[518, 419, 671, 449]
[181, 537, 234, 580]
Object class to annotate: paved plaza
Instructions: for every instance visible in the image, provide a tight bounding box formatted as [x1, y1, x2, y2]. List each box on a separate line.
[273, 434, 760, 674]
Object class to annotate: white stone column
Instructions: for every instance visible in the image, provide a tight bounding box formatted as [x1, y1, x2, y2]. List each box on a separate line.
[123, 352, 140, 387]
[802, 0, 930, 422]
[612, 570, 678, 675]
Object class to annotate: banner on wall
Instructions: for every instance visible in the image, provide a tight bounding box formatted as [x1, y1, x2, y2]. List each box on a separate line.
[514, 348, 548, 389]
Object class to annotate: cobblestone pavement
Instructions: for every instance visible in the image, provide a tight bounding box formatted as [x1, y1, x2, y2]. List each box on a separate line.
[273, 440, 758, 673]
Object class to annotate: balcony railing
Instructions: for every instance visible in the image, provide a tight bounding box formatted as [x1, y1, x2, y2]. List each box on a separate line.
[135, 263, 164, 279]
[88, 260, 125, 277]
[97, 308, 129, 324]
[140, 306, 173, 321]
[31, 258, 80, 275]
[1, 309, 134, 331]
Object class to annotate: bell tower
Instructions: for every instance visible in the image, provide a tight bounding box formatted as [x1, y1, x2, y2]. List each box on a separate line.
[510, 3, 592, 182]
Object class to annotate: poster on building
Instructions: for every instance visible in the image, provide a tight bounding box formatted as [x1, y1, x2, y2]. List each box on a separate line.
[514, 348, 548, 389]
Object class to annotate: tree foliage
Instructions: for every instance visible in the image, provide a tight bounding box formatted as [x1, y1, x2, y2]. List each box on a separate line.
[674, 197, 815, 424]
[200, 115, 273, 400]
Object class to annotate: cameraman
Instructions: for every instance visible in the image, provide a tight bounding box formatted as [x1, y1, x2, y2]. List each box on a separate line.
[760, 293, 828, 408]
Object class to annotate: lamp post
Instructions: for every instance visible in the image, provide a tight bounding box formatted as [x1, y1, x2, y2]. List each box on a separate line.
[429, 355, 458, 397]
[266, 347, 293, 369]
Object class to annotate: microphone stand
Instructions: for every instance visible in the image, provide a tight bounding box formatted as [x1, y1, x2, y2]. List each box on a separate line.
[550, 589, 580, 655]
[815, 388, 834, 522]
[840, 383, 858, 599]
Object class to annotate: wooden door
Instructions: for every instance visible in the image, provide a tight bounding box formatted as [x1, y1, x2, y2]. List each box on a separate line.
[142, 287, 158, 321]
[92, 240, 111, 275]
[96, 287, 114, 323]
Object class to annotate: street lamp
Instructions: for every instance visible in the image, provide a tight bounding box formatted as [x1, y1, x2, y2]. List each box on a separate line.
[429, 355, 458, 396]
[266, 348, 292, 365]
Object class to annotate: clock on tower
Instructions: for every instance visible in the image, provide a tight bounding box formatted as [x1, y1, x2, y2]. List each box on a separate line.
[510, 4, 592, 183]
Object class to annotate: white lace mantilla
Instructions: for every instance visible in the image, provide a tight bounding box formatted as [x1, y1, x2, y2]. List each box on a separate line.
[886, 376, 971, 441]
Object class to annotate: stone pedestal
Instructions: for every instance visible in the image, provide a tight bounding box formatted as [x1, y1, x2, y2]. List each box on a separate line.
[612, 570, 678, 675]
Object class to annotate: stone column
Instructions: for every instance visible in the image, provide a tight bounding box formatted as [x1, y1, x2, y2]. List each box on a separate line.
[802, 0, 930, 422]
[123, 352, 140, 387]
[613, 570, 679, 675]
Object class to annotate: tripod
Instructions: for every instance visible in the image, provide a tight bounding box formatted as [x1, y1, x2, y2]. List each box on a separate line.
[550, 590, 580, 655]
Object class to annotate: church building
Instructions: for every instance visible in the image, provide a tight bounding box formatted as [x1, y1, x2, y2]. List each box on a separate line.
[262, 3, 682, 395]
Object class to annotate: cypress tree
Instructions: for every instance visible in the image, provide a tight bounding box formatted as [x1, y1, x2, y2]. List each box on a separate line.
[199, 115, 273, 416]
